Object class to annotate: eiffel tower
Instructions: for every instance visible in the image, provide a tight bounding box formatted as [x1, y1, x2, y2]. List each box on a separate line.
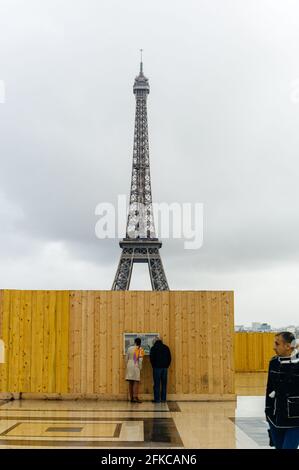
[112, 55, 169, 291]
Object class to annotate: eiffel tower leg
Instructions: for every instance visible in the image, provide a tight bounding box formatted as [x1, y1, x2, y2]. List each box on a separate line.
[148, 249, 169, 291]
[112, 250, 134, 290]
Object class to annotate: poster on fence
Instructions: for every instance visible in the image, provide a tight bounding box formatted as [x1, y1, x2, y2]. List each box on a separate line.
[123, 333, 159, 355]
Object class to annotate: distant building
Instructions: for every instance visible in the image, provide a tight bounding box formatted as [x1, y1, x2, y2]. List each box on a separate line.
[259, 323, 271, 332]
[234, 323, 299, 334]
[250, 322, 271, 332]
[235, 325, 245, 332]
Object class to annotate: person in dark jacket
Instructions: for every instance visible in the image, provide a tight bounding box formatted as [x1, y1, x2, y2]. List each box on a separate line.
[150, 337, 171, 403]
[265, 331, 299, 449]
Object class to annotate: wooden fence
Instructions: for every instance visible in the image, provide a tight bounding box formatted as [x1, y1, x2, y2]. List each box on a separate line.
[234, 332, 276, 372]
[0, 289, 235, 400]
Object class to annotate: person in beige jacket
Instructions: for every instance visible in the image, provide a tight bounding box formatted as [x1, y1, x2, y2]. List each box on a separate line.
[125, 337, 144, 403]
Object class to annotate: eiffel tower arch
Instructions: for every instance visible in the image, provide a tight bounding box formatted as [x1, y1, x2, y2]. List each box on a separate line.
[112, 57, 169, 291]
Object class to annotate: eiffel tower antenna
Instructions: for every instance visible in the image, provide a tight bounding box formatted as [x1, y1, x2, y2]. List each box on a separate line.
[140, 49, 143, 74]
[112, 57, 169, 290]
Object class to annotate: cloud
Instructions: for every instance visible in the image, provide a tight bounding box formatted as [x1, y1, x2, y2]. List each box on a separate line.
[0, 0, 299, 326]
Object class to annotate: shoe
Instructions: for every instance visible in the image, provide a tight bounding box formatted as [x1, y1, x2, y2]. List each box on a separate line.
[130, 398, 137, 403]
[134, 398, 142, 403]
[151, 400, 160, 403]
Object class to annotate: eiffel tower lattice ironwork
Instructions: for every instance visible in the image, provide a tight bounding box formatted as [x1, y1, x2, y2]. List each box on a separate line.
[112, 57, 169, 291]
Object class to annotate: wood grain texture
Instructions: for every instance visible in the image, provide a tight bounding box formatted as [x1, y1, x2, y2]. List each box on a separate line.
[234, 331, 276, 372]
[0, 290, 3, 339]
[68, 289, 236, 397]
[32, 291, 44, 393]
[0, 290, 237, 398]
[0, 290, 69, 394]
[0, 291, 10, 391]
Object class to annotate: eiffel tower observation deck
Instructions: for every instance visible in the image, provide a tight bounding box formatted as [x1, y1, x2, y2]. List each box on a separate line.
[112, 54, 169, 290]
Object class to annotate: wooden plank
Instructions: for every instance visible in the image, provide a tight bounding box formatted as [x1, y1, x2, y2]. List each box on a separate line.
[98, 291, 107, 394]
[194, 292, 201, 394]
[18, 290, 25, 392]
[42, 291, 50, 393]
[155, 291, 161, 338]
[80, 291, 88, 395]
[143, 292, 152, 395]
[180, 292, 188, 394]
[199, 292, 209, 393]
[252, 333, 258, 370]
[136, 291, 145, 394]
[60, 291, 69, 393]
[0, 291, 10, 392]
[68, 291, 76, 393]
[0, 290, 3, 339]
[72, 291, 82, 394]
[243, 333, 248, 371]
[250, 333, 256, 370]
[111, 292, 120, 395]
[144, 291, 159, 395]
[234, 332, 242, 371]
[228, 292, 235, 390]
[263, 333, 275, 370]
[222, 291, 234, 393]
[235, 332, 241, 371]
[161, 291, 169, 346]
[0, 290, 3, 387]
[174, 291, 182, 394]
[124, 291, 133, 334]
[106, 291, 112, 395]
[244, 333, 249, 371]
[94, 292, 101, 394]
[188, 292, 196, 394]
[192, 292, 201, 393]
[31, 291, 44, 392]
[208, 292, 219, 393]
[55, 291, 63, 393]
[131, 291, 137, 334]
[0, 290, 3, 389]
[7, 290, 14, 392]
[86, 291, 95, 394]
[262, 334, 268, 370]
[148, 292, 156, 335]
[208, 292, 223, 394]
[118, 291, 125, 394]
[136, 291, 145, 335]
[204, 292, 214, 394]
[234, 333, 243, 371]
[168, 293, 175, 394]
[48, 291, 56, 393]
[228, 291, 235, 390]
[9, 290, 21, 392]
[255, 334, 260, 370]
[20, 290, 32, 392]
[219, 292, 228, 393]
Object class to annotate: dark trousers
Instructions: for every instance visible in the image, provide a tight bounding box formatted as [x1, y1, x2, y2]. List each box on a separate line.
[269, 422, 299, 449]
[153, 368, 168, 402]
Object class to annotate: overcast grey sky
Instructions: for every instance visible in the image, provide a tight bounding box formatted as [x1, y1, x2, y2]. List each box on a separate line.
[0, 0, 299, 327]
